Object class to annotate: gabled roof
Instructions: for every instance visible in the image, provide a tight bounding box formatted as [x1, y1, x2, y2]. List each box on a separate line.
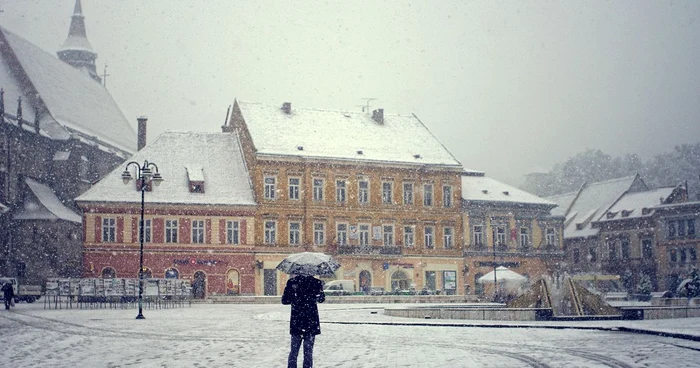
[0, 26, 135, 154]
[546, 175, 646, 239]
[232, 101, 462, 168]
[598, 186, 678, 222]
[13, 178, 81, 223]
[76, 131, 255, 207]
[461, 175, 557, 208]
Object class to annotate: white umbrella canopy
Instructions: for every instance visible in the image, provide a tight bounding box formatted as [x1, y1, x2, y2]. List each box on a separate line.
[477, 266, 527, 284]
[276, 252, 341, 277]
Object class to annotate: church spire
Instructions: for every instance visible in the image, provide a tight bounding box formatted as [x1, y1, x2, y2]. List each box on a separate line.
[57, 0, 101, 83]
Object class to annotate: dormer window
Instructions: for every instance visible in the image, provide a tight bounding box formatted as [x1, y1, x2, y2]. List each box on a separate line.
[621, 210, 633, 217]
[606, 212, 616, 219]
[186, 166, 205, 194]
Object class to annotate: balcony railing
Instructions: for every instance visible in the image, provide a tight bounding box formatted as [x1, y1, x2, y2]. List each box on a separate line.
[464, 244, 564, 258]
[336, 245, 403, 255]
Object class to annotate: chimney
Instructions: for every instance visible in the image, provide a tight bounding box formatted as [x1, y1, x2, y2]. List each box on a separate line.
[372, 108, 384, 124]
[137, 116, 147, 151]
[282, 102, 292, 114]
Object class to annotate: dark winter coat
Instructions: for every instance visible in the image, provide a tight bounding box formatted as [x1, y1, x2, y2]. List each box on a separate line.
[2, 282, 13, 299]
[281, 275, 325, 336]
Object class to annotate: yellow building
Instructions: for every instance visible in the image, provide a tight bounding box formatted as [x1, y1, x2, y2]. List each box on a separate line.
[461, 174, 565, 296]
[224, 101, 466, 295]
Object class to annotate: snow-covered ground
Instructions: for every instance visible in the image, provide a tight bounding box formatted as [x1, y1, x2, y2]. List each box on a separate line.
[2, 302, 700, 367]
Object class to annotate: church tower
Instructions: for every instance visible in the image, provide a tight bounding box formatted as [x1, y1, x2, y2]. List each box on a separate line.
[57, 0, 101, 83]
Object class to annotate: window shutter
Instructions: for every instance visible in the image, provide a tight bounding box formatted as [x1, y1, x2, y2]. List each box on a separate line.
[205, 219, 212, 244]
[241, 219, 247, 244]
[117, 217, 124, 243]
[219, 219, 226, 244]
[131, 217, 138, 243]
[153, 218, 164, 243]
[94, 216, 102, 243]
[180, 218, 190, 244]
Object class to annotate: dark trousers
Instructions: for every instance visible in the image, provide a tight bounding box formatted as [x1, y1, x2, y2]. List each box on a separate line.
[288, 333, 315, 368]
[4, 298, 10, 309]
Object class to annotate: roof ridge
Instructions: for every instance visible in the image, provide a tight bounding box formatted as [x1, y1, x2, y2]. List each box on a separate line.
[238, 100, 409, 116]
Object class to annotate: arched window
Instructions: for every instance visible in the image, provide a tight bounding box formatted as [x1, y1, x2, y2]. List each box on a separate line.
[165, 268, 179, 279]
[390, 270, 410, 291]
[226, 269, 240, 295]
[101, 267, 116, 279]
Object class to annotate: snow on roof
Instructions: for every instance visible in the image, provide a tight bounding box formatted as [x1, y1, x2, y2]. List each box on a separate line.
[599, 187, 677, 222]
[13, 178, 81, 223]
[0, 27, 135, 153]
[547, 176, 640, 239]
[77, 131, 255, 206]
[58, 35, 95, 54]
[461, 175, 556, 207]
[53, 151, 71, 161]
[236, 101, 462, 167]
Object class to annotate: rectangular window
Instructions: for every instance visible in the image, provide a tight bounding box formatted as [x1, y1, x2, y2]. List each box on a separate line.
[494, 226, 506, 246]
[473, 225, 484, 246]
[138, 219, 152, 243]
[313, 178, 324, 201]
[690, 248, 698, 262]
[165, 219, 178, 243]
[621, 238, 630, 259]
[423, 184, 433, 206]
[264, 221, 276, 244]
[641, 238, 653, 259]
[226, 221, 240, 245]
[314, 223, 325, 245]
[589, 247, 597, 263]
[678, 220, 687, 238]
[336, 180, 347, 203]
[670, 248, 677, 263]
[359, 224, 370, 246]
[102, 218, 116, 243]
[668, 221, 677, 239]
[424, 226, 434, 248]
[573, 248, 580, 263]
[680, 249, 687, 263]
[444, 227, 454, 249]
[336, 223, 348, 245]
[443, 185, 452, 208]
[264, 176, 276, 199]
[358, 180, 369, 204]
[519, 227, 529, 247]
[546, 228, 557, 247]
[688, 219, 696, 238]
[403, 226, 415, 247]
[192, 220, 205, 244]
[607, 240, 617, 260]
[288, 177, 300, 200]
[403, 183, 414, 205]
[383, 225, 394, 246]
[382, 182, 393, 204]
[289, 222, 301, 245]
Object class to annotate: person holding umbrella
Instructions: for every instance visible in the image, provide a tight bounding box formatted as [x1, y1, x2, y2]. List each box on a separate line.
[277, 252, 339, 368]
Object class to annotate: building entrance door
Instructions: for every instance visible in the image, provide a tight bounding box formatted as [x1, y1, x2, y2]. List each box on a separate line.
[193, 271, 206, 299]
[425, 271, 436, 291]
[264, 269, 277, 296]
[359, 270, 371, 294]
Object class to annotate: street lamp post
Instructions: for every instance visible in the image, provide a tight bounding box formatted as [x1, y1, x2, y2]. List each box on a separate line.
[121, 160, 163, 320]
[493, 240, 498, 299]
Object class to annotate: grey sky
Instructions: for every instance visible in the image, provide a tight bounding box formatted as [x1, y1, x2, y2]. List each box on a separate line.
[2, 0, 699, 186]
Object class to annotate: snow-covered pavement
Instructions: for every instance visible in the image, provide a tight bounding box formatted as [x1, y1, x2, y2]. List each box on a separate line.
[2, 302, 700, 367]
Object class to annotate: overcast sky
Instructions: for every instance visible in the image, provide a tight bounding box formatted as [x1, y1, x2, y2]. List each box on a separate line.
[2, 0, 699, 186]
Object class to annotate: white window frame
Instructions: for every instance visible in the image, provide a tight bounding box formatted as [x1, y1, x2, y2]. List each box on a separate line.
[336, 223, 348, 245]
[443, 185, 452, 208]
[313, 178, 324, 201]
[444, 227, 454, 249]
[382, 181, 393, 204]
[264, 176, 276, 200]
[138, 219, 152, 243]
[192, 220, 205, 244]
[336, 179, 347, 203]
[423, 184, 433, 207]
[288, 177, 300, 200]
[102, 218, 116, 243]
[165, 219, 178, 243]
[314, 222, 325, 246]
[226, 220, 240, 245]
[403, 183, 414, 205]
[546, 227, 557, 247]
[358, 180, 369, 204]
[519, 227, 529, 247]
[383, 225, 394, 246]
[264, 221, 276, 244]
[424, 226, 434, 248]
[289, 222, 301, 246]
[473, 225, 484, 246]
[403, 226, 415, 247]
[359, 224, 370, 246]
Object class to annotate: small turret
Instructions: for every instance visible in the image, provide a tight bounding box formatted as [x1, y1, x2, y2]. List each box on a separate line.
[57, 0, 101, 83]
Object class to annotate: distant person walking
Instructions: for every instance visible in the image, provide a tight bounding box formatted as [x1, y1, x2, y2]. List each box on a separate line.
[2, 281, 14, 310]
[282, 273, 325, 368]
